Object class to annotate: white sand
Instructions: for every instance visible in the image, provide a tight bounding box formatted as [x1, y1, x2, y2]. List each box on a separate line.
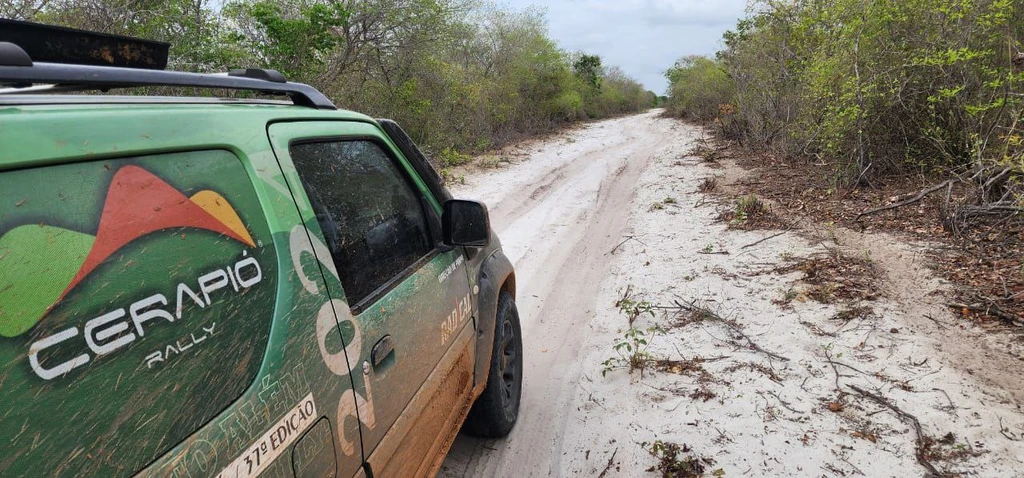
[440, 111, 1024, 477]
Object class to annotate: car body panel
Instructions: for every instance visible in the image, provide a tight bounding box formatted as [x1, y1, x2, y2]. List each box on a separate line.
[266, 121, 477, 474]
[0, 105, 366, 477]
[0, 101, 516, 477]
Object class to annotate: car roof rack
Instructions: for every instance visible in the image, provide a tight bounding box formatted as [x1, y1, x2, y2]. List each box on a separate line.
[0, 20, 336, 110]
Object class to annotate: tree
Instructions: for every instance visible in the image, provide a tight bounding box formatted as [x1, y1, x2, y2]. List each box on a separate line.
[573, 54, 602, 90]
[224, 0, 349, 80]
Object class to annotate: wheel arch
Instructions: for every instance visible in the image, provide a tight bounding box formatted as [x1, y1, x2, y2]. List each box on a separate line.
[473, 249, 515, 387]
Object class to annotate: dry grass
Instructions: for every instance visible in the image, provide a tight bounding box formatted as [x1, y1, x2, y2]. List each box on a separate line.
[698, 176, 718, 193]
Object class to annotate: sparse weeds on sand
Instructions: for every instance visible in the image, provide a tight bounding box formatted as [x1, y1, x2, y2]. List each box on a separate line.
[479, 154, 510, 169]
[687, 135, 722, 164]
[439, 168, 466, 185]
[698, 176, 718, 193]
[734, 194, 765, 222]
[773, 287, 799, 307]
[604, 285, 665, 377]
[645, 440, 718, 478]
[437, 147, 473, 167]
[717, 193, 786, 230]
[650, 197, 678, 212]
[601, 325, 665, 377]
[759, 251, 882, 305]
[615, 285, 655, 325]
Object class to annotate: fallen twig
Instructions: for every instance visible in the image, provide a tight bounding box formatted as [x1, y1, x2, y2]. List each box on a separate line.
[840, 455, 867, 476]
[609, 236, 637, 255]
[931, 388, 956, 413]
[696, 250, 730, 255]
[855, 180, 954, 221]
[823, 347, 842, 391]
[923, 314, 950, 329]
[999, 417, 1022, 441]
[848, 384, 941, 477]
[832, 360, 871, 377]
[597, 448, 618, 478]
[674, 299, 790, 362]
[740, 228, 792, 250]
[948, 301, 1021, 325]
[765, 390, 803, 414]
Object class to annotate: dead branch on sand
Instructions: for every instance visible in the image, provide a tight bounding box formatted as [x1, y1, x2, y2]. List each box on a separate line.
[848, 384, 942, 477]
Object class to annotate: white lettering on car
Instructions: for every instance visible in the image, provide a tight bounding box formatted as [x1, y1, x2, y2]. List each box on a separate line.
[198, 270, 229, 305]
[440, 293, 472, 346]
[175, 282, 205, 319]
[216, 393, 317, 478]
[289, 225, 376, 456]
[130, 294, 175, 336]
[28, 328, 89, 381]
[436, 254, 465, 284]
[27, 253, 260, 380]
[84, 309, 134, 355]
[143, 320, 219, 369]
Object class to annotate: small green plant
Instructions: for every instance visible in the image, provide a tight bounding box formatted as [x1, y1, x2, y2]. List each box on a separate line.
[437, 147, 473, 167]
[601, 325, 665, 377]
[663, 196, 677, 204]
[701, 243, 714, 253]
[647, 440, 716, 478]
[733, 194, 765, 223]
[681, 272, 697, 281]
[824, 221, 840, 244]
[774, 287, 798, 305]
[616, 296, 655, 325]
[439, 168, 467, 185]
[650, 202, 666, 211]
[479, 155, 502, 169]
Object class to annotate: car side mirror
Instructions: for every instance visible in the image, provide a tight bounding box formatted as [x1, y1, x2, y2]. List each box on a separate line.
[443, 200, 490, 247]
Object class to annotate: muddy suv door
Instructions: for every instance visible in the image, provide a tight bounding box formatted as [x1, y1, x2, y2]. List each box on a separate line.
[0, 149, 343, 476]
[268, 121, 478, 476]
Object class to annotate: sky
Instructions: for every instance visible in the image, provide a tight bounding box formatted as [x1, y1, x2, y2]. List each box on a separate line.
[500, 0, 749, 94]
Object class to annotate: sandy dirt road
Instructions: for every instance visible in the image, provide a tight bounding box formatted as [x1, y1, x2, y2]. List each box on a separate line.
[441, 110, 676, 476]
[440, 111, 1024, 477]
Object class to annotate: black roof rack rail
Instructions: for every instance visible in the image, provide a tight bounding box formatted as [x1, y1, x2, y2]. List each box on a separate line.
[0, 42, 336, 110]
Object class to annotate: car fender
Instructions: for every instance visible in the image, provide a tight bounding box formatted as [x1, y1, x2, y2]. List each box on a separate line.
[472, 244, 515, 387]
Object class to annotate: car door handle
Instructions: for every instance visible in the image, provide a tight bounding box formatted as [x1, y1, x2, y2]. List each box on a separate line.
[371, 335, 395, 368]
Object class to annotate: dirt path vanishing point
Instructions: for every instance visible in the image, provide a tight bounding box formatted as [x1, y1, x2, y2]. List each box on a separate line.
[439, 111, 1024, 477]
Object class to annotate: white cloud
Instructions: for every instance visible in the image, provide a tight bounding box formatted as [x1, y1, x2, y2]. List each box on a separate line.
[500, 0, 748, 93]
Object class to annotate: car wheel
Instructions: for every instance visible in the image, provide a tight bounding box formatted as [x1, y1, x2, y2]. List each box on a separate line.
[464, 290, 523, 438]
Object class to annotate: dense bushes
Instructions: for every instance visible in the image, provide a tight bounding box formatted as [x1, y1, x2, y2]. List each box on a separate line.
[666, 0, 1024, 183]
[6, 0, 654, 154]
[664, 56, 735, 123]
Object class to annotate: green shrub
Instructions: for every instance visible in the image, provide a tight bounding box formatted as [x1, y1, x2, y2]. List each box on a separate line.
[664, 56, 735, 123]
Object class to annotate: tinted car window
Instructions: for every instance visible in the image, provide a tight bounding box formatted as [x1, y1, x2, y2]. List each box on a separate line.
[290, 140, 432, 305]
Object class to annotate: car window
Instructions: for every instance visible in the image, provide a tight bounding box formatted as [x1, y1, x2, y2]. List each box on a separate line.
[290, 140, 433, 306]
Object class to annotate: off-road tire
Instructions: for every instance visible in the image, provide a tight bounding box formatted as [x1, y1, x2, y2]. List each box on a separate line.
[464, 290, 523, 438]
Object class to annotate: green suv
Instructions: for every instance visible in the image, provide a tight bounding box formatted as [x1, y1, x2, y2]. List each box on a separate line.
[0, 21, 522, 478]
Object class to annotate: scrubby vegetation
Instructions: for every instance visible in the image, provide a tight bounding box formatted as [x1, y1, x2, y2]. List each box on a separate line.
[3, 0, 655, 154]
[667, 0, 1024, 186]
[668, 0, 1024, 321]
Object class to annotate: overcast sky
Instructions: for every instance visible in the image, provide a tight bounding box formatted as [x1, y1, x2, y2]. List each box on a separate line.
[500, 0, 749, 94]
